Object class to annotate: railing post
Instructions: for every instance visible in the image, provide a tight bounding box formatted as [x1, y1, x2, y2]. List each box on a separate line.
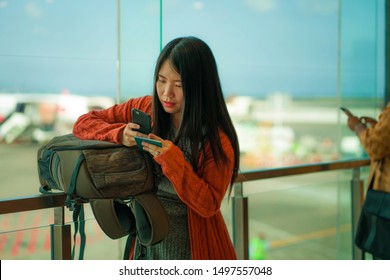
[51, 206, 72, 260]
[232, 182, 249, 260]
[351, 167, 365, 260]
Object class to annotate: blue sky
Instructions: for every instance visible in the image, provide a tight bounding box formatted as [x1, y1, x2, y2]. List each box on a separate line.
[0, 0, 385, 99]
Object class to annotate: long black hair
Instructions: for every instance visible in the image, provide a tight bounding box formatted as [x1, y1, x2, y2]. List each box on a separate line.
[152, 36, 240, 195]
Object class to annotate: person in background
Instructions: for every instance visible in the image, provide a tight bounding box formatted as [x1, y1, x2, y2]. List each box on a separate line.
[346, 102, 390, 260]
[73, 36, 240, 260]
[346, 102, 390, 194]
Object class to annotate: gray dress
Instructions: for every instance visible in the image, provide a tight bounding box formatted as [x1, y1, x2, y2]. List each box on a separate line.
[133, 127, 192, 260]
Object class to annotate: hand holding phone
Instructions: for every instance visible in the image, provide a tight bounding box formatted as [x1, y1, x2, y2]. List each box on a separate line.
[131, 108, 151, 135]
[342, 107, 363, 131]
[360, 116, 377, 127]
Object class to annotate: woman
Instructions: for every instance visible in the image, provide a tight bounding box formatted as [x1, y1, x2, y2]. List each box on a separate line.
[347, 102, 390, 193]
[346, 102, 390, 260]
[73, 36, 240, 260]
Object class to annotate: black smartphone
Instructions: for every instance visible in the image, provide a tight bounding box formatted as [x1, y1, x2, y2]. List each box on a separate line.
[340, 107, 354, 117]
[131, 108, 151, 134]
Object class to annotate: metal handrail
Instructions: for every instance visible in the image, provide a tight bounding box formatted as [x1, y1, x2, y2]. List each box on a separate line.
[0, 158, 371, 259]
[235, 158, 370, 181]
[0, 193, 66, 215]
[231, 158, 370, 259]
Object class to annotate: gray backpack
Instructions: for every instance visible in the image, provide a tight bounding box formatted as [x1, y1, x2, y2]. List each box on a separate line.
[37, 133, 169, 259]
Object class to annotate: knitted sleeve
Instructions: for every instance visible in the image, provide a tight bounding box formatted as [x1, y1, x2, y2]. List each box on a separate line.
[155, 131, 234, 218]
[72, 96, 152, 143]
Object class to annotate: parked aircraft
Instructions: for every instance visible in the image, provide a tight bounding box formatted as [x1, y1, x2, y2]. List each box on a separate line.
[0, 92, 115, 144]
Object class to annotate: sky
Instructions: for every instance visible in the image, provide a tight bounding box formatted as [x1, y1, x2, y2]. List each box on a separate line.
[0, 0, 385, 99]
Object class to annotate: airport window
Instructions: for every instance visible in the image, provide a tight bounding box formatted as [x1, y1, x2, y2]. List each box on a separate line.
[0, 0, 384, 166]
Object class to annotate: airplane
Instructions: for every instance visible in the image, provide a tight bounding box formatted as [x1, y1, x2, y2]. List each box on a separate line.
[0, 92, 116, 144]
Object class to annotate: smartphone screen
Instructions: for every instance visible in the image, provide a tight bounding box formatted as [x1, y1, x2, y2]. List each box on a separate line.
[131, 108, 151, 134]
[134, 136, 162, 151]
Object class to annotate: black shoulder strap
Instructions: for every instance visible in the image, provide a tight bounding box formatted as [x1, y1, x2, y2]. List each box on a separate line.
[367, 160, 380, 191]
[360, 160, 381, 260]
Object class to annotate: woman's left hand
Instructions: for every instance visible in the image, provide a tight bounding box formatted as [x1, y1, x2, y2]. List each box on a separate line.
[142, 134, 171, 158]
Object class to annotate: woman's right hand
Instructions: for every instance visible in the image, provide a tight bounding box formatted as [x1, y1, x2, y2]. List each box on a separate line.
[120, 122, 148, 147]
[347, 115, 361, 132]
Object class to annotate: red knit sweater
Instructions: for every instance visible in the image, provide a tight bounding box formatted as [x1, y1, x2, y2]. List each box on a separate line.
[73, 96, 237, 259]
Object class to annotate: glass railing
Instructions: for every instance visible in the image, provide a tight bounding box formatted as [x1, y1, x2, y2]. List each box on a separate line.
[0, 158, 370, 260]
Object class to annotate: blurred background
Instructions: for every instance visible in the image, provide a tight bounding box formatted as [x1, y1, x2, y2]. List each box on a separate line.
[0, 0, 386, 260]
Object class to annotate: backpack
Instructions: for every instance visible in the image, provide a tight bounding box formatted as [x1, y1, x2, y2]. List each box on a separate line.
[37, 133, 169, 259]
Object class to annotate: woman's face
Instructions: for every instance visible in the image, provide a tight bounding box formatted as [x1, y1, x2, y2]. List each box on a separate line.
[156, 60, 184, 128]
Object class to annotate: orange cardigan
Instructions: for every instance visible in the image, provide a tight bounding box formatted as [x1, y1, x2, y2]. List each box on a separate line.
[73, 96, 237, 259]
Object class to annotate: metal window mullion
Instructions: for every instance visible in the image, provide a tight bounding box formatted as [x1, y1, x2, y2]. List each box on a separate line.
[232, 182, 249, 260]
[51, 206, 71, 260]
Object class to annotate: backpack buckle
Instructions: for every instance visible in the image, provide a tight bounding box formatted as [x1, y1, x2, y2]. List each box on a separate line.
[65, 198, 78, 211]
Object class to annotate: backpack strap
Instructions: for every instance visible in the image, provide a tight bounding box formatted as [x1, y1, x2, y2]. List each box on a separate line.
[66, 153, 85, 211]
[71, 204, 86, 260]
[90, 199, 138, 260]
[63, 153, 87, 260]
[90, 199, 136, 239]
[131, 192, 170, 246]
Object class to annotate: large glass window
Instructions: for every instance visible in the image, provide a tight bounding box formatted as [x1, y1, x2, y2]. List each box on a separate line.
[0, 0, 384, 187]
[0, 0, 117, 95]
[0, 1, 384, 164]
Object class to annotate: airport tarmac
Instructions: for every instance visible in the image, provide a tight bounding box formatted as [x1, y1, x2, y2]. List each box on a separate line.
[0, 143, 360, 260]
